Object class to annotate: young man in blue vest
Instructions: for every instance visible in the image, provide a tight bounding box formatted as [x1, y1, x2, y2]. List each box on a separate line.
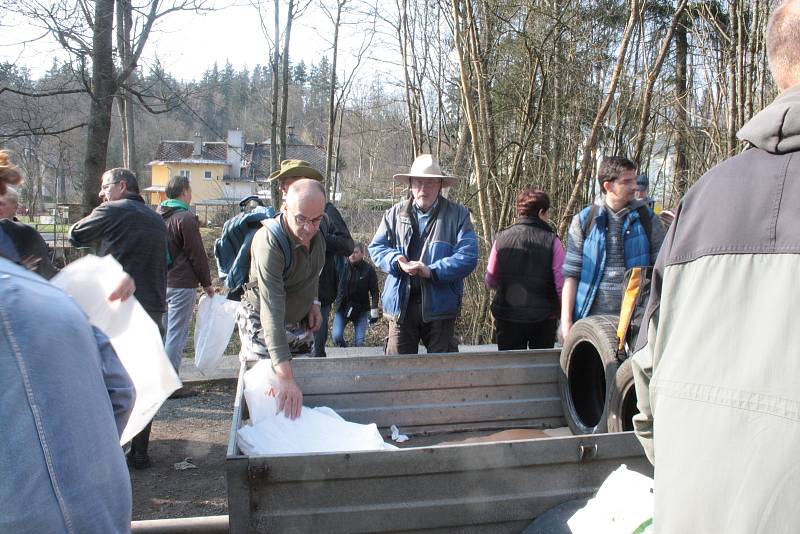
[560, 156, 665, 341]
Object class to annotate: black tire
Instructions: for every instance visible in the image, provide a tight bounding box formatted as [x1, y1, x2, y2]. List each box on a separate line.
[559, 315, 619, 435]
[607, 358, 639, 433]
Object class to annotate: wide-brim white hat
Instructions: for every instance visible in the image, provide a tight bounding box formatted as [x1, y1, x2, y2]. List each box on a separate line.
[392, 154, 460, 188]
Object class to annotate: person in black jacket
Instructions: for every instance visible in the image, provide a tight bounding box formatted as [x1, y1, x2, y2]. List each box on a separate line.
[267, 159, 354, 358]
[485, 189, 565, 350]
[332, 242, 379, 347]
[69, 167, 168, 469]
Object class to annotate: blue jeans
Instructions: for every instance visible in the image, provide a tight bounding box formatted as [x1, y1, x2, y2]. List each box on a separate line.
[332, 308, 368, 347]
[313, 304, 331, 357]
[163, 287, 197, 373]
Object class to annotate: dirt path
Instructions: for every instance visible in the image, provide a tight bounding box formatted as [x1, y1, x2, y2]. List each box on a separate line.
[130, 382, 234, 520]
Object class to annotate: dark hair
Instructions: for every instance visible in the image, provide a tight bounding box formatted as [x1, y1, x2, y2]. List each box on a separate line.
[104, 168, 140, 194]
[767, 0, 800, 89]
[597, 156, 636, 191]
[516, 188, 550, 218]
[166, 175, 191, 199]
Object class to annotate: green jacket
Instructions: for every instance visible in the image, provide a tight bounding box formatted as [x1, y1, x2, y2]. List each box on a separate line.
[245, 214, 325, 365]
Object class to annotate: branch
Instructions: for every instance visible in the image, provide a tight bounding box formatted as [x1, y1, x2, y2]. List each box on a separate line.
[0, 86, 87, 98]
[0, 122, 87, 140]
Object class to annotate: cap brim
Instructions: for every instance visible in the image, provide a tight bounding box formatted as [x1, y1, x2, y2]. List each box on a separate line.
[392, 173, 459, 188]
[268, 166, 324, 182]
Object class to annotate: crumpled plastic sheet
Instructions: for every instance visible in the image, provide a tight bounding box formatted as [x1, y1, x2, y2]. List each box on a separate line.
[567, 464, 654, 534]
[237, 360, 398, 456]
[390, 425, 409, 443]
[52, 255, 181, 444]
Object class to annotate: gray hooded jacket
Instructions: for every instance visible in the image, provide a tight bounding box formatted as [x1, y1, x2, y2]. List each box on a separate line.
[632, 84, 800, 533]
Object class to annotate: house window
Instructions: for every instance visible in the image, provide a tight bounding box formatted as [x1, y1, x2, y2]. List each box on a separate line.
[179, 170, 190, 179]
[204, 170, 212, 180]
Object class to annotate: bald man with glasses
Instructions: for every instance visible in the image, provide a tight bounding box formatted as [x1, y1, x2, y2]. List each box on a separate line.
[238, 178, 328, 419]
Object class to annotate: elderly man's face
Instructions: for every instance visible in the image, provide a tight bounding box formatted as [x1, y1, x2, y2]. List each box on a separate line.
[99, 173, 126, 202]
[285, 190, 325, 246]
[0, 194, 17, 219]
[410, 177, 442, 212]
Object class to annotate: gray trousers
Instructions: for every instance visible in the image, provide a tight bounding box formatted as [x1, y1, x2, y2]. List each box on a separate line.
[162, 287, 197, 373]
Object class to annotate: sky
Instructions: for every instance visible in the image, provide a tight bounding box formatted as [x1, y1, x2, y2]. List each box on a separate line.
[0, 0, 396, 82]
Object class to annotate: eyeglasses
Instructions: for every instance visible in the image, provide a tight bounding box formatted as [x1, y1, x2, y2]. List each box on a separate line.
[101, 181, 121, 191]
[293, 213, 324, 227]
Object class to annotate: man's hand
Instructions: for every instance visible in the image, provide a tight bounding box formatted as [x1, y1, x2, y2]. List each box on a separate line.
[398, 257, 431, 278]
[273, 361, 303, 419]
[107, 274, 136, 302]
[307, 301, 322, 332]
[203, 285, 215, 298]
[396, 255, 409, 273]
[369, 308, 379, 325]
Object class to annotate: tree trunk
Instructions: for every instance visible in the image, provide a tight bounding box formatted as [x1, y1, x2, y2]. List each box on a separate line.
[115, 0, 136, 175]
[556, 0, 641, 236]
[398, 0, 420, 158]
[325, 0, 344, 199]
[673, 11, 689, 204]
[279, 0, 295, 166]
[632, 0, 689, 166]
[451, 0, 491, 243]
[83, 0, 116, 212]
[270, 0, 282, 209]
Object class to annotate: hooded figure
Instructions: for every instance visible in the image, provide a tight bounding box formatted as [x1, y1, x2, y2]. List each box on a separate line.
[632, 2, 800, 531]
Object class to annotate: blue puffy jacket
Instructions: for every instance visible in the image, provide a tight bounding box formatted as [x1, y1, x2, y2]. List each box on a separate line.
[369, 196, 479, 322]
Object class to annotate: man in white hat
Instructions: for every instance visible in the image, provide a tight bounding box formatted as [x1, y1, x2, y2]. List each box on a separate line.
[369, 154, 478, 354]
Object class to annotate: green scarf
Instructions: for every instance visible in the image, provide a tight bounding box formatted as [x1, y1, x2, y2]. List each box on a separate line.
[161, 199, 189, 267]
[160, 199, 190, 211]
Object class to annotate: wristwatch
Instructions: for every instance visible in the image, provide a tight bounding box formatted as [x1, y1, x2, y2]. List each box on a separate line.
[312, 299, 321, 306]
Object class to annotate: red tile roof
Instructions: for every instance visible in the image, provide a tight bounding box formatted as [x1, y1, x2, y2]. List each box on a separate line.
[150, 137, 327, 182]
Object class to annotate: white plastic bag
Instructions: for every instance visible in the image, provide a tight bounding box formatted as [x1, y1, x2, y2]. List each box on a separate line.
[51, 255, 181, 444]
[237, 360, 397, 455]
[567, 464, 654, 534]
[194, 294, 239, 374]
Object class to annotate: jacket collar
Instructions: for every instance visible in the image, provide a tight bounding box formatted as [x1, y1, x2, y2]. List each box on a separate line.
[122, 192, 145, 204]
[400, 194, 447, 221]
[516, 215, 554, 233]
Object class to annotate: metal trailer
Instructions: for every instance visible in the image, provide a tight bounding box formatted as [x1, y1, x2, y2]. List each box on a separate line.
[226, 349, 652, 533]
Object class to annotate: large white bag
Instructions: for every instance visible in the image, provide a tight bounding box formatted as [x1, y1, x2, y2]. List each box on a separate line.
[51, 255, 181, 444]
[193, 294, 239, 374]
[567, 464, 654, 533]
[237, 360, 397, 456]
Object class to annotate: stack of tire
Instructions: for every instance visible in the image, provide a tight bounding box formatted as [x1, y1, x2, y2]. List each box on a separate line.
[558, 315, 639, 434]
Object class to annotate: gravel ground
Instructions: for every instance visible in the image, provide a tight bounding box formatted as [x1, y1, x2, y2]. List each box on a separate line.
[130, 381, 235, 521]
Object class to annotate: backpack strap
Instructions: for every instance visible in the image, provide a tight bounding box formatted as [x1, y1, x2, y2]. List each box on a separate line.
[636, 205, 653, 245]
[581, 204, 599, 238]
[263, 217, 293, 275]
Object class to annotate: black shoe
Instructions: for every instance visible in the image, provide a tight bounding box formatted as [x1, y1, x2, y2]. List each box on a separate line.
[131, 452, 151, 470]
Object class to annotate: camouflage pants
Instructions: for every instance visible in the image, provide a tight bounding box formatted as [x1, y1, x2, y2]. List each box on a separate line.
[236, 297, 315, 363]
